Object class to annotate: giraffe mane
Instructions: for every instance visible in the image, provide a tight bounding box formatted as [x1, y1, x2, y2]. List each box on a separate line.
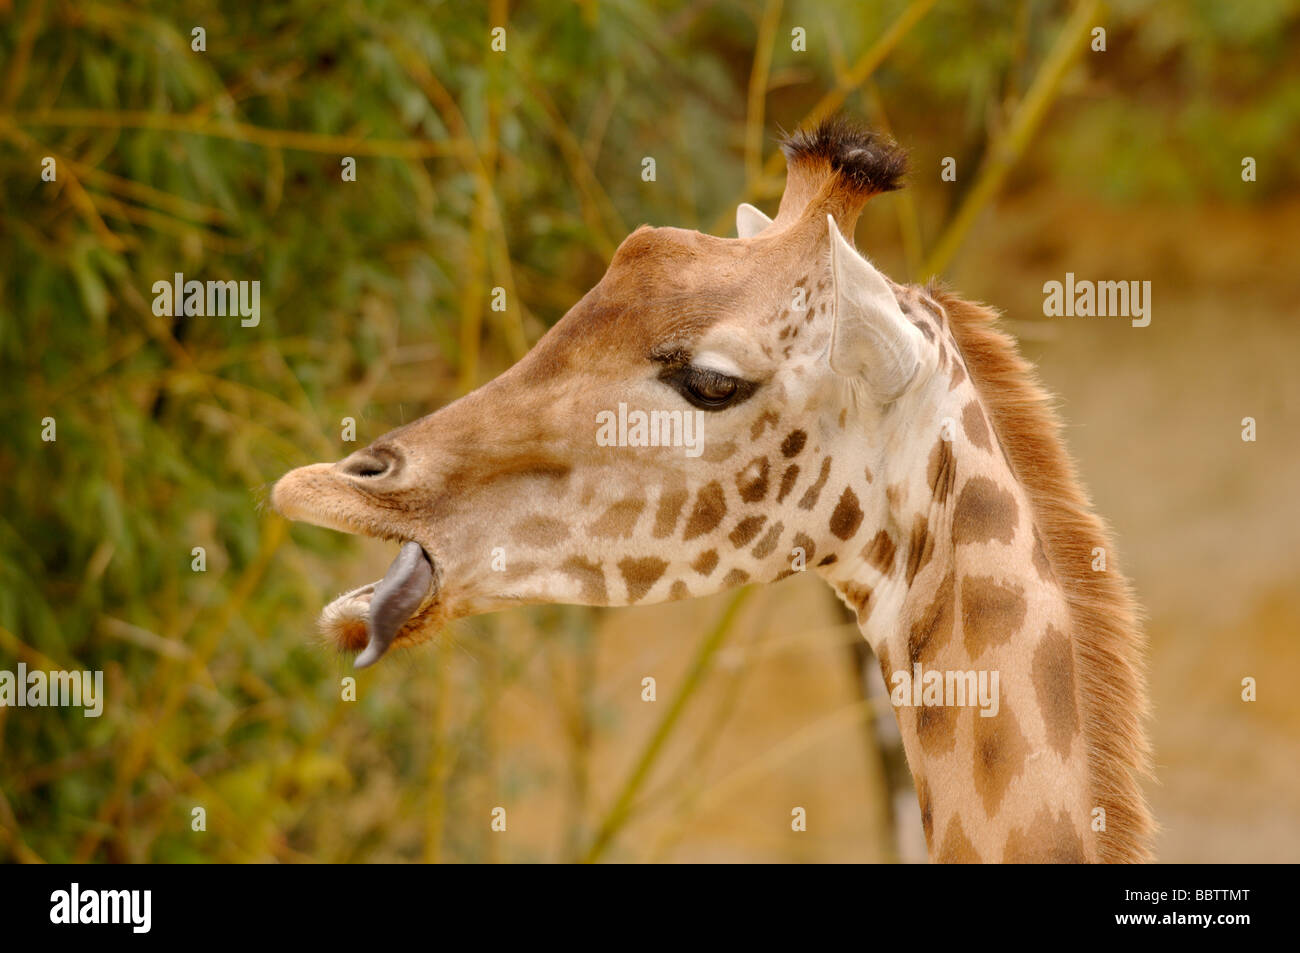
[934, 287, 1156, 863]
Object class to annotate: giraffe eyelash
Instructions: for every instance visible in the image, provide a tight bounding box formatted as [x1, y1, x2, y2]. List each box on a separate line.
[657, 363, 758, 411]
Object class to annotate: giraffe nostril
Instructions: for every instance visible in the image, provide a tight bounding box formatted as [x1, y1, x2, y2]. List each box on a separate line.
[339, 446, 402, 480]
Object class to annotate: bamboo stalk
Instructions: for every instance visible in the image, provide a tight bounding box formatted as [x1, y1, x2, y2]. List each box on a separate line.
[1, 0, 48, 111]
[74, 516, 287, 861]
[921, 0, 1105, 277]
[423, 634, 453, 863]
[9, 109, 462, 159]
[709, 0, 939, 235]
[744, 0, 785, 188]
[649, 697, 875, 860]
[580, 587, 754, 863]
[861, 82, 924, 278]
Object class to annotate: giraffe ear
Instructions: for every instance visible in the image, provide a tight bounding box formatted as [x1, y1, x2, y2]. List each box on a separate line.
[826, 215, 923, 402]
[736, 202, 774, 238]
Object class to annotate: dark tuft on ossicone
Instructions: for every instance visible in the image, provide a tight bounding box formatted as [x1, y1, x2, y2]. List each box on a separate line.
[780, 116, 908, 195]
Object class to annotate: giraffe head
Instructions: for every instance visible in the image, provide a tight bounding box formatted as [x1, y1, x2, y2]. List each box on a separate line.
[273, 119, 934, 667]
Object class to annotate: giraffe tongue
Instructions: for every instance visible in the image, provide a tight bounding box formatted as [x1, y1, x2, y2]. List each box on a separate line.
[354, 541, 435, 669]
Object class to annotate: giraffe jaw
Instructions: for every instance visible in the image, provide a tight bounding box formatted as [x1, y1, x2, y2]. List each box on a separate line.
[318, 541, 443, 668]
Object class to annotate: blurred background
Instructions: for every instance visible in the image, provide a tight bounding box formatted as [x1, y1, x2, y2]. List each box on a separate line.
[1, 0, 1298, 863]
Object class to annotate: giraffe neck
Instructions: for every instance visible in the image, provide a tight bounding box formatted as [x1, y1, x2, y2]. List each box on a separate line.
[824, 318, 1095, 863]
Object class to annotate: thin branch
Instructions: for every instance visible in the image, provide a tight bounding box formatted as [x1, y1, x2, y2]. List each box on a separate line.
[9, 109, 462, 159]
[744, 0, 785, 187]
[921, 0, 1104, 277]
[580, 587, 755, 863]
[709, 0, 939, 235]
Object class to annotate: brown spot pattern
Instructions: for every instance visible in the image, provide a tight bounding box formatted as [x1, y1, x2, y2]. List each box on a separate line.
[653, 488, 688, 539]
[729, 515, 767, 548]
[907, 571, 955, 665]
[619, 556, 668, 603]
[952, 477, 1019, 546]
[916, 704, 957, 758]
[702, 440, 737, 463]
[1033, 623, 1080, 759]
[905, 514, 935, 585]
[862, 530, 897, 575]
[840, 581, 872, 623]
[937, 816, 982, 864]
[916, 776, 934, 846]
[781, 430, 807, 458]
[927, 436, 957, 504]
[692, 549, 719, 576]
[590, 497, 645, 539]
[669, 580, 690, 601]
[798, 457, 832, 510]
[777, 465, 800, 503]
[1003, 808, 1087, 863]
[736, 456, 770, 503]
[829, 487, 864, 540]
[960, 575, 1027, 659]
[751, 521, 783, 559]
[962, 400, 992, 452]
[561, 555, 606, 603]
[972, 704, 1030, 818]
[722, 568, 750, 587]
[683, 482, 727, 541]
[750, 410, 779, 441]
[512, 515, 570, 548]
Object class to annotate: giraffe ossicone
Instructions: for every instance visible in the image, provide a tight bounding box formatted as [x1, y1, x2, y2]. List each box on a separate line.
[272, 116, 1153, 863]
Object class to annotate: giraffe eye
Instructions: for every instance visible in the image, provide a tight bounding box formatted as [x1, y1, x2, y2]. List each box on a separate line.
[660, 364, 756, 411]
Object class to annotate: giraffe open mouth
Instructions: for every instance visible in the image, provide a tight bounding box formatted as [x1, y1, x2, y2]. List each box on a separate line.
[318, 541, 440, 669]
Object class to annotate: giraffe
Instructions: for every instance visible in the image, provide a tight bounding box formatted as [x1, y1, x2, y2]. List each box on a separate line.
[272, 117, 1153, 863]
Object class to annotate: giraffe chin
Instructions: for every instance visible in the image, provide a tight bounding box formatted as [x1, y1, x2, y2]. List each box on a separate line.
[316, 542, 442, 668]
